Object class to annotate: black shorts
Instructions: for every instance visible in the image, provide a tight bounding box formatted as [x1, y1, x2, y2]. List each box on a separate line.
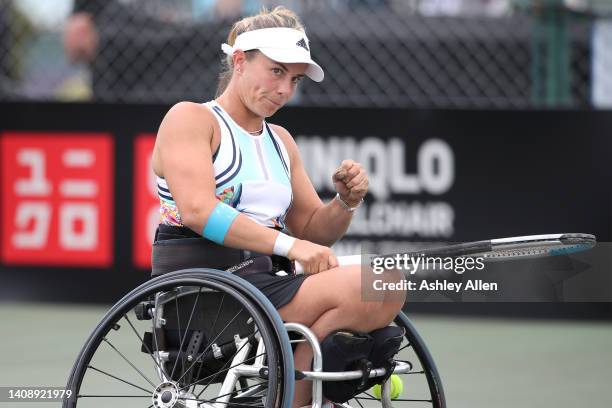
[240, 270, 307, 309]
[152, 224, 307, 309]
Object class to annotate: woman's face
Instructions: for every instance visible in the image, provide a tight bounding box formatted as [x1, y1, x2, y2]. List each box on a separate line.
[237, 51, 307, 118]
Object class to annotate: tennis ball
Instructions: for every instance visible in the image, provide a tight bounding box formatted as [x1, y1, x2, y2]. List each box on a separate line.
[371, 374, 403, 399]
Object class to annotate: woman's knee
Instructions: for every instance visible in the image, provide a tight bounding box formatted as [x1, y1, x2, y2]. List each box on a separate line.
[333, 297, 396, 333]
[381, 298, 404, 325]
[364, 269, 407, 326]
[368, 299, 404, 329]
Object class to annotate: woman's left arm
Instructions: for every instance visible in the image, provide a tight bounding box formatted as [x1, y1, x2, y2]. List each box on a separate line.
[271, 125, 368, 246]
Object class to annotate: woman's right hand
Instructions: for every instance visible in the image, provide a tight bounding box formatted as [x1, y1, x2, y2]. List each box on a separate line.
[288, 239, 338, 275]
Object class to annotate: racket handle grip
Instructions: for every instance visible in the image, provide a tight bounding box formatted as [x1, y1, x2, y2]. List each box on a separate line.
[294, 254, 362, 275]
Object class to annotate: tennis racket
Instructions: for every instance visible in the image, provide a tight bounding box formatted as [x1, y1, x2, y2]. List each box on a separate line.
[294, 233, 596, 274]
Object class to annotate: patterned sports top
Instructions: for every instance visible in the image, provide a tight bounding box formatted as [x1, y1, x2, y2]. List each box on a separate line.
[157, 100, 293, 229]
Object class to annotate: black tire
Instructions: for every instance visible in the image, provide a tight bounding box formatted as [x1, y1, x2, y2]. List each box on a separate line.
[394, 311, 446, 408]
[64, 271, 286, 408]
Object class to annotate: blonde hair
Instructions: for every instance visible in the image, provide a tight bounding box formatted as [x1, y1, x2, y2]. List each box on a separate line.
[216, 6, 305, 97]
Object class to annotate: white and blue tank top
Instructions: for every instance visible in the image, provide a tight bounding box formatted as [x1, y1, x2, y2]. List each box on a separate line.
[157, 100, 293, 229]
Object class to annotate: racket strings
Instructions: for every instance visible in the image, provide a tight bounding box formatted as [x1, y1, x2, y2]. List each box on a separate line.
[484, 242, 594, 259]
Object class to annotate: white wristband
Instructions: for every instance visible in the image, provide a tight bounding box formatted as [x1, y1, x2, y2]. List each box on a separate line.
[273, 232, 296, 257]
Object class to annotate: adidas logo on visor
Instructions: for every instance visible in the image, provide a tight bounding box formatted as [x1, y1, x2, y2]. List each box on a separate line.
[296, 38, 309, 52]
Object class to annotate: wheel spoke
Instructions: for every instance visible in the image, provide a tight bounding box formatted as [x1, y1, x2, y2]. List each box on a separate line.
[101, 337, 156, 388]
[124, 314, 170, 380]
[207, 381, 267, 402]
[181, 381, 267, 406]
[174, 291, 186, 379]
[88, 365, 153, 394]
[352, 395, 366, 408]
[397, 342, 412, 353]
[362, 391, 376, 399]
[77, 394, 150, 398]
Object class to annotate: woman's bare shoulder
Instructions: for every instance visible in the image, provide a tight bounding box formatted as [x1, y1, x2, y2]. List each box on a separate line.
[153, 102, 219, 176]
[158, 101, 216, 143]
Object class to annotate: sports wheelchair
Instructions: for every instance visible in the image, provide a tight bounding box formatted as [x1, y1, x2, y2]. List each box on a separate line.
[64, 266, 446, 408]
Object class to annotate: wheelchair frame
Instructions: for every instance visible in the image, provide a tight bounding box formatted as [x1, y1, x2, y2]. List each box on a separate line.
[64, 268, 446, 408]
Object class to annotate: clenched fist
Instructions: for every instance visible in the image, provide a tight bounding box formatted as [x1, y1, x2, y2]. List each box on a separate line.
[332, 160, 368, 208]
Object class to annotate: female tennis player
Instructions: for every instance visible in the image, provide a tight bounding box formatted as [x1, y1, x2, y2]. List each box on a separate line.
[151, 7, 406, 407]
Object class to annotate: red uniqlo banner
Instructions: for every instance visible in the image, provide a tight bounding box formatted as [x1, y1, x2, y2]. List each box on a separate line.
[1, 133, 113, 266]
[133, 134, 158, 269]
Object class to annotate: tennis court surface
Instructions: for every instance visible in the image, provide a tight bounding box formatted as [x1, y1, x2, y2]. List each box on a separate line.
[1, 302, 611, 408]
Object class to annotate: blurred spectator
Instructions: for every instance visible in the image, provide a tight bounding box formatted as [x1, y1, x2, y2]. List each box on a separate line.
[64, 8, 97, 64]
[195, 0, 263, 20]
[63, 0, 263, 102]
[418, 0, 510, 17]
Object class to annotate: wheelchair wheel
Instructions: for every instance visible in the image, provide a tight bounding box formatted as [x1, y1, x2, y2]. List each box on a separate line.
[345, 311, 446, 408]
[64, 269, 293, 408]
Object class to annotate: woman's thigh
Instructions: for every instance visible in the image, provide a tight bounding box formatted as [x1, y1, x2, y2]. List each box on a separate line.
[277, 265, 362, 326]
[277, 265, 405, 327]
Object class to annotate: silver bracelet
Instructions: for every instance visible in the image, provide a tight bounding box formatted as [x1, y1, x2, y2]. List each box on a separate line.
[335, 193, 363, 212]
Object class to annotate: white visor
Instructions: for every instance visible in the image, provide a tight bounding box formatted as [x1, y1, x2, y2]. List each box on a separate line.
[222, 27, 324, 82]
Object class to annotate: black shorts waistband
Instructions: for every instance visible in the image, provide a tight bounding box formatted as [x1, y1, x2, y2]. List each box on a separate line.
[151, 224, 294, 277]
[155, 224, 201, 241]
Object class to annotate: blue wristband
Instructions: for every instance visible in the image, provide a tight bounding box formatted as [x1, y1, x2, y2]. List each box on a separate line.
[202, 202, 240, 244]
